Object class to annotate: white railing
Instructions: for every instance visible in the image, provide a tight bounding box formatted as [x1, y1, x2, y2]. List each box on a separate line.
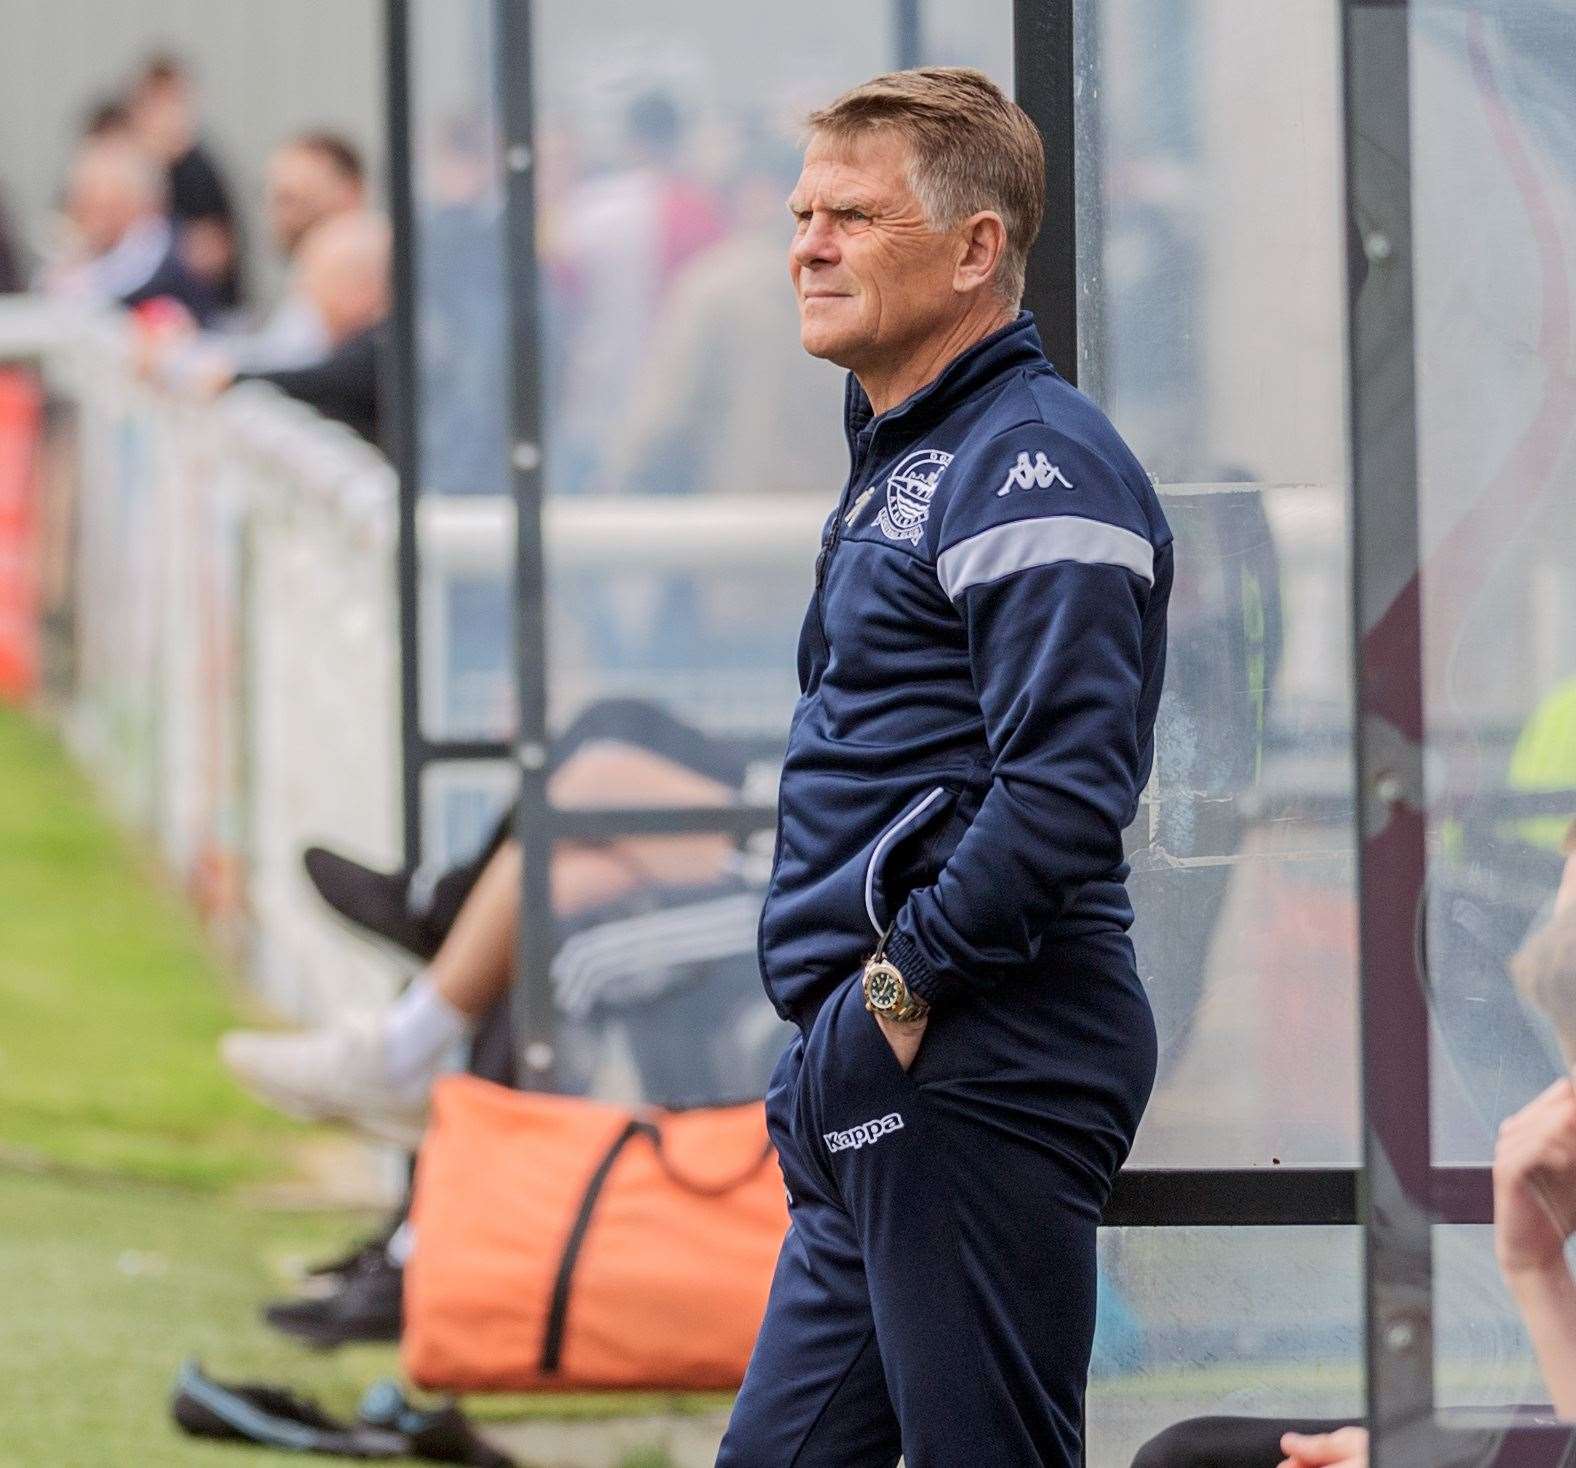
[4, 298, 404, 1021]
[0, 297, 828, 1023]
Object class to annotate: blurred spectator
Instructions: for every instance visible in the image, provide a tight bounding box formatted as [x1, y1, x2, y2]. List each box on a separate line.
[600, 138, 844, 497]
[47, 137, 220, 325]
[220, 132, 367, 373]
[129, 53, 243, 311]
[416, 114, 509, 495]
[269, 133, 367, 260]
[231, 211, 390, 444]
[546, 90, 726, 492]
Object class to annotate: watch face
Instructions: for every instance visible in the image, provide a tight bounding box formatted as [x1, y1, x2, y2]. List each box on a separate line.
[866, 962, 903, 1011]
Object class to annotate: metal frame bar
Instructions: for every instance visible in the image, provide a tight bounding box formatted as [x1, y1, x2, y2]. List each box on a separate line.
[1342, 2, 1575, 1461]
[492, 0, 558, 1087]
[384, 0, 425, 871]
[1015, 0, 1078, 381]
[1343, 0, 1439, 1456]
[892, 0, 922, 70]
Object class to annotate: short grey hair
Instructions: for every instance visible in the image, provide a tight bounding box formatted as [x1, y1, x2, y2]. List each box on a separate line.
[806, 67, 1046, 305]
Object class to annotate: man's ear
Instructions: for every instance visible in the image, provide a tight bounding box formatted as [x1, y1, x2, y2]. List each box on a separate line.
[954, 211, 1007, 295]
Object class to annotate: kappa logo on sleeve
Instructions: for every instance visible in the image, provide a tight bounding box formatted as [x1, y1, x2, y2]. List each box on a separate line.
[824, 1111, 905, 1153]
[996, 450, 1074, 497]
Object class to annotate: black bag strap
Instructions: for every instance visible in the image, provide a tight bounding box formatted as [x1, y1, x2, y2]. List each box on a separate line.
[541, 1119, 643, 1373]
[538, 1114, 775, 1373]
[636, 1118, 775, 1198]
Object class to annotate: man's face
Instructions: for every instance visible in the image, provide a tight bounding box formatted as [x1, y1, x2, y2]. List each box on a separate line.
[129, 80, 192, 163]
[68, 157, 143, 254]
[786, 130, 961, 372]
[267, 148, 361, 258]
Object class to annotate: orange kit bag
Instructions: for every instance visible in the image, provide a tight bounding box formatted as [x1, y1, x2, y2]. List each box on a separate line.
[402, 1074, 788, 1393]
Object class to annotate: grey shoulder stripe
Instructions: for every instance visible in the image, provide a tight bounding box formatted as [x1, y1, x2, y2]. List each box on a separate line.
[936, 515, 1154, 600]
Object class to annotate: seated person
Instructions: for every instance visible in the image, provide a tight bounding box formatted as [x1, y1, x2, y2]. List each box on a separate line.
[1133, 824, 1576, 1468]
[222, 699, 780, 1143]
[224, 700, 780, 1349]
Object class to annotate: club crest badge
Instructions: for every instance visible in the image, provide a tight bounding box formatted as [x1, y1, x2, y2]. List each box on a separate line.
[876, 448, 953, 544]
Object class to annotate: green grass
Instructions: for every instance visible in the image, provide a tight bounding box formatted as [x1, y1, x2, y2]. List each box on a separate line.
[0, 1166, 402, 1467]
[0, 708, 299, 1189]
[0, 706, 725, 1463]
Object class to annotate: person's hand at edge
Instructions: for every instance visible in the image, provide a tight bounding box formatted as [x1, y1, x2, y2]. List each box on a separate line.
[1495, 1077, 1576, 1280]
[1494, 1074, 1576, 1417]
[1277, 1425, 1368, 1468]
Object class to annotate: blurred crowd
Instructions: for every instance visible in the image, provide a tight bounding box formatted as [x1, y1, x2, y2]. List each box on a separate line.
[0, 52, 389, 444]
[0, 49, 845, 490]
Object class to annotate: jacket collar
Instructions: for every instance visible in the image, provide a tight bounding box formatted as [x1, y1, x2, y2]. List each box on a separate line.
[842, 310, 1050, 452]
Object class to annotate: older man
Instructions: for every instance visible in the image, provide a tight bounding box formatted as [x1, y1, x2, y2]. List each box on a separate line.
[229, 211, 390, 443]
[48, 137, 219, 325]
[717, 69, 1171, 1467]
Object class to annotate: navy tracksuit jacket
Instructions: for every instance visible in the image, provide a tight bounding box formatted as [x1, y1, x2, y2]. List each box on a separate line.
[718, 314, 1171, 1468]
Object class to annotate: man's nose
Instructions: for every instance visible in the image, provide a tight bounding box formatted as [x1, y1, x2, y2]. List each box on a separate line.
[791, 214, 839, 268]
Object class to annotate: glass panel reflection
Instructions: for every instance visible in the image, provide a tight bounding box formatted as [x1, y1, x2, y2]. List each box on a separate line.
[531, 0, 1012, 749]
[1410, 1, 1576, 1170]
[1086, 1227, 1362, 1468]
[409, 0, 515, 750]
[1076, 2, 1358, 1167]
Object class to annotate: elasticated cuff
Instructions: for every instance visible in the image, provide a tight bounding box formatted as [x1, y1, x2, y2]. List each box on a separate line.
[883, 927, 959, 1006]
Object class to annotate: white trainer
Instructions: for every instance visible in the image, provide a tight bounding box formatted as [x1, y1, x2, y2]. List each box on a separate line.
[220, 1015, 431, 1148]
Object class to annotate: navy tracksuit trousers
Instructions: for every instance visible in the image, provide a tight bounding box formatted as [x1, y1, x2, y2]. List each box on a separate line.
[717, 931, 1156, 1468]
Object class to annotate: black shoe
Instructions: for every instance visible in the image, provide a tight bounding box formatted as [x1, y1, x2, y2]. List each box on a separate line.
[303, 1207, 406, 1283]
[264, 1250, 403, 1349]
[172, 1360, 406, 1457]
[359, 1380, 517, 1467]
[303, 847, 445, 961]
[305, 1235, 390, 1283]
[296, 1222, 403, 1299]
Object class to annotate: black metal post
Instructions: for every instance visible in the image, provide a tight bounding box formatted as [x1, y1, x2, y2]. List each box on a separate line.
[493, 0, 557, 1088]
[1069, 0, 1104, 401]
[1013, 0, 1077, 384]
[892, 0, 922, 69]
[385, 0, 425, 872]
[1341, 2, 1441, 1460]
[1343, 4, 1576, 1461]
[1340, 2, 1442, 1459]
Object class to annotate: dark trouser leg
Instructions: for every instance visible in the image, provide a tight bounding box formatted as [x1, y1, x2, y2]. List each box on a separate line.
[728, 933, 1155, 1468]
[1130, 1415, 1355, 1468]
[717, 1039, 902, 1467]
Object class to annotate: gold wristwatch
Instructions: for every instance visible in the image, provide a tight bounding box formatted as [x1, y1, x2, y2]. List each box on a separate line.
[862, 930, 930, 1024]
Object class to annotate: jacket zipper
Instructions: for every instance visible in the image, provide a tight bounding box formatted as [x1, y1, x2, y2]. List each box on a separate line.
[812, 424, 880, 650]
[763, 426, 882, 1017]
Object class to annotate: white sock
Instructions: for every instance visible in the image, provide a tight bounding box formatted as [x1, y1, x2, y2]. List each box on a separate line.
[382, 975, 471, 1088]
[386, 1221, 414, 1266]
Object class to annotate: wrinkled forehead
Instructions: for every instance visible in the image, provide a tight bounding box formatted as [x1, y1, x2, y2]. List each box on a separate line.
[789, 128, 919, 209]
